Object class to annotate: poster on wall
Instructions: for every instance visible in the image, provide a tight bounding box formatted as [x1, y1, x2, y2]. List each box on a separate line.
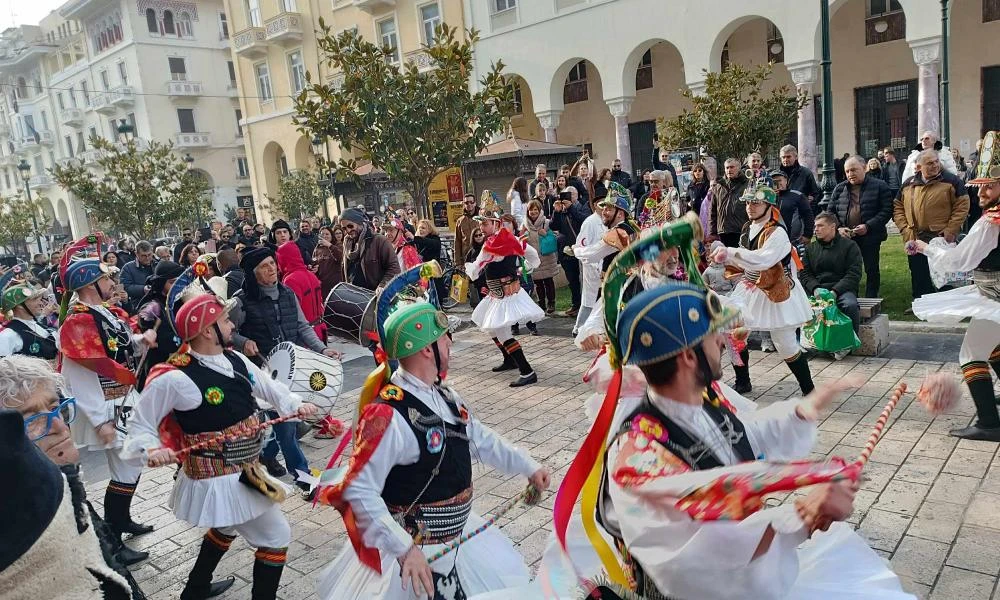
[428, 167, 464, 229]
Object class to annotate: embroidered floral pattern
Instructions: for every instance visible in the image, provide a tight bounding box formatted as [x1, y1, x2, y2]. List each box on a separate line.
[168, 352, 192, 367]
[426, 427, 444, 453]
[205, 386, 224, 405]
[106, 338, 118, 352]
[631, 413, 668, 444]
[379, 384, 404, 402]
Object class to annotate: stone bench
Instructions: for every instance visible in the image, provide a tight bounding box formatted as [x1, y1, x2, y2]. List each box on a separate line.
[856, 297, 889, 356]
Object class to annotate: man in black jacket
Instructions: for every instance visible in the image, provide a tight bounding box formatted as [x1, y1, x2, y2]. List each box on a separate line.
[295, 219, 318, 264]
[650, 144, 678, 187]
[779, 145, 822, 213]
[118, 241, 155, 314]
[609, 157, 633, 189]
[800, 212, 864, 333]
[559, 164, 589, 205]
[771, 169, 814, 245]
[708, 159, 749, 247]
[826, 156, 894, 298]
[550, 186, 589, 316]
[217, 248, 244, 299]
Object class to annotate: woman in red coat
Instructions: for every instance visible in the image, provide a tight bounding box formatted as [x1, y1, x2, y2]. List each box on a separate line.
[276, 240, 328, 342]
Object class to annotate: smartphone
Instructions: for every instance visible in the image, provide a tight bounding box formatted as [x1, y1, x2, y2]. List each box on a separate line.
[559, 191, 572, 200]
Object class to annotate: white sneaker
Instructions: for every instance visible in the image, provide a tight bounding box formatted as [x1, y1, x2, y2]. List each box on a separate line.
[832, 349, 851, 361]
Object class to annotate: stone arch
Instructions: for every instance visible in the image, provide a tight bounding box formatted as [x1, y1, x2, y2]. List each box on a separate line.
[820, 0, 936, 57]
[56, 198, 71, 237]
[260, 141, 287, 201]
[292, 135, 314, 171]
[710, 15, 791, 74]
[547, 56, 604, 116]
[505, 73, 543, 141]
[619, 39, 685, 99]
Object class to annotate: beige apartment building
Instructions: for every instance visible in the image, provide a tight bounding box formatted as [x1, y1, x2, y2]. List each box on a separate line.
[225, 0, 464, 221]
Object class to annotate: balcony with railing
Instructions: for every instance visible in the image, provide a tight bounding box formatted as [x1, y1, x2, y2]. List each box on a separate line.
[264, 11, 302, 45]
[404, 49, 434, 72]
[233, 27, 268, 59]
[354, 0, 395, 14]
[167, 80, 204, 99]
[90, 92, 114, 114]
[80, 149, 101, 165]
[174, 132, 211, 148]
[29, 173, 54, 188]
[109, 86, 135, 107]
[866, 9, 906, 45]
[60, 107, 84, 127]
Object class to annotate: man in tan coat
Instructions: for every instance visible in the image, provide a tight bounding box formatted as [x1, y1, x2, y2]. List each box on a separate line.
[454, 193, 479, 269]
[893, 149, 970, 303]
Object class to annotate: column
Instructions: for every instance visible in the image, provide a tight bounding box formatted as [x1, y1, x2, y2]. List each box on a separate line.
[788, 61, 819, 173]
[535, 110, 562, 144]
[606, 96, 635, 174]
[911, 38, 942, 139]
[686, 80, 708, 97]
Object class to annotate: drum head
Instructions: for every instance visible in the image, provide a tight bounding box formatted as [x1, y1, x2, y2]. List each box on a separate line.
[324, 283, 377, 345]
[264, 342, 344, 412]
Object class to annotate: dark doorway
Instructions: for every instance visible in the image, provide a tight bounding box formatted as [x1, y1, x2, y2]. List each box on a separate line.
[855, 79, 917, 157]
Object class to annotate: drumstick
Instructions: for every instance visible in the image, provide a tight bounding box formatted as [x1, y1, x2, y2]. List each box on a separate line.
[855, 382, 907, 469]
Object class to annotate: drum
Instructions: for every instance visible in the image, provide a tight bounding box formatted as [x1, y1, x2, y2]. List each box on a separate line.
[265, 342, 344, 412]
[324, 283, 377, 345]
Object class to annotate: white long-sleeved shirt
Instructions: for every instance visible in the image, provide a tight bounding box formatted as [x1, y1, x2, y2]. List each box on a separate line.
[341, 368, 541, 562]
[121, 349, 302, 460]
[574, 213, 607, 308]
[923, 215, 1000, 273]
[60, 303, 147, 428]
[725, 223, 792, 273]
[0, 317, 54, 357]
[605, 390, 817, 600]
[465, 240, 541, 282]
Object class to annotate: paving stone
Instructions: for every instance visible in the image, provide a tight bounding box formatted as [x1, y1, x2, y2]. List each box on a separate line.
[965, 492, 1000, 530]
[908, 501, 966, 544]
[873, 480, 929, 516]
[895, 455, 946, 486]
[926, 473, 982, 505]
[891, 535, 949, 585]
[944, 448, 995, 478]
[931, 566, 996, 600]
[858, 509, 912, 552]
[947, 526, 1000, 575]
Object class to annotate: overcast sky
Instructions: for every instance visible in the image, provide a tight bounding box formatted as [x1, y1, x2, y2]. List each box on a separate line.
[0, 0, 65, 32]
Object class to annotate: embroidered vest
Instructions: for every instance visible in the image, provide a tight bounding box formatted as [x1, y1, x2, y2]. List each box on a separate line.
[598, 387, 756, 600]
[601, 221, 639, 274]
[5, 320, 57, 359]
[380, 387, 472, 507]
[88, 307, 137, 400]
[738, 221, 794, 302]
[173, 351, 257, 434]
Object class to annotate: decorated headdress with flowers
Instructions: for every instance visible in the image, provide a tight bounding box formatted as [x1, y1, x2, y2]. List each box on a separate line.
[57, 232, 108, 323]
[969, 131, 1000, 186]
[474, 190, 504, 222]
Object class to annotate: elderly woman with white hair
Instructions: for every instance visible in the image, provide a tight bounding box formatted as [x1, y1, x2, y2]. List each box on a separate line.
[0, 355, 144, 598]
[902, 130, 958, 181]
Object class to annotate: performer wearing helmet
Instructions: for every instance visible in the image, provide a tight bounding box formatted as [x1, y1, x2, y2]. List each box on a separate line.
[0, 284, 57, 359]
[123, 292, 318, 599]
[547, 283, 913, 600]
[315, 301, 549, 600]
[710, 176, 815, 395]
[58, 242, 158, 566]
[466, 191, 545, 387]
[574, 183, 640, 278]
[911, 131, 1000, 442]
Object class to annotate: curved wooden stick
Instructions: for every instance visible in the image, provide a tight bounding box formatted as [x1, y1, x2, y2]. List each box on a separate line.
[855, 382, 908, 469]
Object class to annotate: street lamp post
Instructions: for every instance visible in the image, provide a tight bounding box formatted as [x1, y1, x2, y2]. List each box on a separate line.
[311, 135, 332, 222]
[16, 159, 43, 253]
[184, 153, 201, 228]
[819, 0, 836, 208]
[940, 0, 951, 144]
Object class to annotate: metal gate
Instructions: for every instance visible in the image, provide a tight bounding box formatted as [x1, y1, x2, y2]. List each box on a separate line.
[984, 66, 1000, 133]
[628, 120, 656, 178]
[855, 79, 917, 157]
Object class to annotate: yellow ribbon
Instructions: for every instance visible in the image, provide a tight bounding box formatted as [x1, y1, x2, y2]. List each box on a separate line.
[580, 440, 629, 587]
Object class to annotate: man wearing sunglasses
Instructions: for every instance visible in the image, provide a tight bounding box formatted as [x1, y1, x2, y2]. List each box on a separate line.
[58, 241, 159, 565]
[340, 208, 400, 292]
[0, 355, 143, 595]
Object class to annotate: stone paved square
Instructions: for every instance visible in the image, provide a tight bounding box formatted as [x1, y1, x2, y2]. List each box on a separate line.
[81, 319, 994, 599]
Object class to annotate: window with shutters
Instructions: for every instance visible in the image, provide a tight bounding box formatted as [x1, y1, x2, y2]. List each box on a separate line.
[564, 61, 588, 104]
[163, 10, 176, 35]
[146, 9, 158, 33]
[169, 57, 187, 81]
[866, 0, 905, 44]
[177, 108, 196, 133]
[985, 0, 1000, 22]
[420, 3, 441, 45]
[636, 50, 652, 91]
[288, 50, 305, 94]
[219, 12, 229, 39]
[493, 0, 515, 12]
[378, 19, 399, 64]
[237, 157, 250, 178]
[255, 62, 273, 102]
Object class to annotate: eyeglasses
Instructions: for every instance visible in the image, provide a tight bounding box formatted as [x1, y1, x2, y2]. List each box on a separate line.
[23, 397, 77, 441]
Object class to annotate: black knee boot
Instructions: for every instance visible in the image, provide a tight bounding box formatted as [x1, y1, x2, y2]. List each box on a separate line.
[989, 347, 1000, 383]
[785, 351, 815, 395]
[950, 362, 1000, 441]
[491, 337, 517, 372]
[733, 348, 751, 394]
[104, 479, 153, 536]
[252, 547, 287, 600]
[505, 338, 537, 387]
[180, 529, 238, 599]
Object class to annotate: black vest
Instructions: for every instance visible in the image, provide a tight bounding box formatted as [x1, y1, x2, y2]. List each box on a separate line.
[740, 221, 792, 269]
[380, 387, 472, 507]
[484, 255, 519, 282]
[173, 351, 257, 434]
[601, 221, 638, 273]
[88, 307, 137, 377]
[979, 229, 1000, 271]
[235, 285, 300, 358]
[598, 388, 756, 600]
[5, 319, 57, 359]
[137, 299, 182, 392]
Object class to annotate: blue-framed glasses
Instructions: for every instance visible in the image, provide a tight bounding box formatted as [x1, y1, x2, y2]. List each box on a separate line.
[23, 397, 77, 442]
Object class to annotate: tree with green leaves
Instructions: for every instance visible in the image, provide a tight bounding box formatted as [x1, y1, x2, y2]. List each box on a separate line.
[294, 23, 513, 218]
[0, 193, 50, 255]
[50, 136, 212, 240]
[264, 169, 324, 223]
[657, 63, 808, 164]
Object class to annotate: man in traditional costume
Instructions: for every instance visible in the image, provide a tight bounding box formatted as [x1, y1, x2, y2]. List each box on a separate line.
[123, 292, 318, 599]
[912, 131, 1000, 441]
[0, 283, 57, 359]
[573, 183, 639, 282]
[466, 193, 544, 387]
[315, 300, 549, 599]
[547, 282, 914, 600]
[711, 176, 814, 395]
[570, 188, 608, 336]
[58, 244, 157, 566]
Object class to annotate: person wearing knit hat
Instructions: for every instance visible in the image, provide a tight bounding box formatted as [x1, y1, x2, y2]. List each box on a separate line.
[267, 218, 293, 248]
[123, 293, 319, 599]
[314, 300, 550, 600]
[710, 174, 815, 397]
[341, 207, 402, 291]
[0, 284, 57, 359]
[135, 260, 186, 390]
[229, 245, 340, 491]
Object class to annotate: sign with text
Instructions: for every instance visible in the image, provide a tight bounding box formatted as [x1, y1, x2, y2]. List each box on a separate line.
[428, 167, 464, 229]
